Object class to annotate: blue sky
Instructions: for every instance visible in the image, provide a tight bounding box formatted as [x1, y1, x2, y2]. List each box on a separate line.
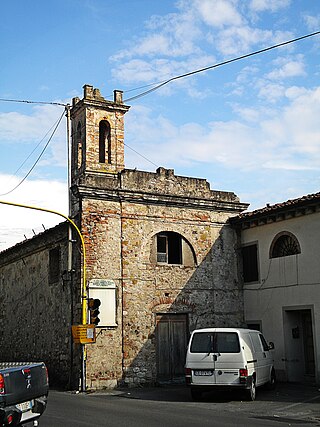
[0, 0, 320, 250]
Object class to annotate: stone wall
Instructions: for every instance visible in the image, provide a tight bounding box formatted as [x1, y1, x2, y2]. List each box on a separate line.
[0, 223, 81, 389]
[81, 168, 247, 388]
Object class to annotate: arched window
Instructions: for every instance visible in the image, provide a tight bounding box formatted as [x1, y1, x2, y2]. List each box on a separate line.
[270, 231, 301, 258]
[152, 231, 196, 266]
[76, 122, 82, 169]
[99, 120, 111, 164]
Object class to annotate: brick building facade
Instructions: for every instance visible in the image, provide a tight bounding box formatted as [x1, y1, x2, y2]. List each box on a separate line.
[70, 85, 248, 388]
[0, 85, 248, 389]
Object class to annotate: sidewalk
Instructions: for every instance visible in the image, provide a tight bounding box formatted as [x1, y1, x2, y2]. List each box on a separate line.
[92, 381, 320, 404]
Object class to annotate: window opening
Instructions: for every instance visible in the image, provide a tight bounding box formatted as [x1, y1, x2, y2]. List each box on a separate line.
[99, 120, 111, 163]
[157, 235, 167, 263]
[157, 232, 182, 264]
[76, 122, 82, 169]
[190, 332, 240, 353]
[270, 232, 301, 258]
[259, 334, 269, 352]
[49, 247, 60, 284]
[241, 244, 259, 283]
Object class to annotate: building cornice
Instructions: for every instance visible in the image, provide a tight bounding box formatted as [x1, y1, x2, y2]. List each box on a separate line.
[74, 184, 248, 213]
[229, 192, 320, 229]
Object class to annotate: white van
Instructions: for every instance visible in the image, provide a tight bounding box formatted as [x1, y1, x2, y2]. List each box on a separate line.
[185, 328, 275, 401]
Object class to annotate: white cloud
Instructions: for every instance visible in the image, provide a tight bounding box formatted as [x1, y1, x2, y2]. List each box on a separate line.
[257, 82, 286, 102]
[249, 0, 291, 13]
[266, 57, 306, 80]
[0, 105, 65, 143]
[110, 0, 295, 90]
[303, 14, 320, 31]
[194, 0, 243, 28]
[0, 105, 67, 173]
[0, 175, 68, 251]
[215, 26, 274, 55]
[125, 85, 320, 173]
[111, 4, 201, 61]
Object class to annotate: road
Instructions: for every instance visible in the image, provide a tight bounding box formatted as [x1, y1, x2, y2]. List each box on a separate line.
[28, 383, 320, 427]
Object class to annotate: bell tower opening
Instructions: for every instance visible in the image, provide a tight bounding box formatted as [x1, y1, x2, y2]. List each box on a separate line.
[70, 84, 130, 184]
[99, 120, 111, 164]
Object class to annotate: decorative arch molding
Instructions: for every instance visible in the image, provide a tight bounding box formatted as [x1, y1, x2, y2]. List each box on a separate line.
[150, 230, 197, 267]
[269, 231, 301, 259]
[150, 296, 196, 313]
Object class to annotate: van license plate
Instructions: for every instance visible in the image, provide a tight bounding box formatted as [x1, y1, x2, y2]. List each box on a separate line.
[16, 400, 33, 412]
[194, 370, 213, 376]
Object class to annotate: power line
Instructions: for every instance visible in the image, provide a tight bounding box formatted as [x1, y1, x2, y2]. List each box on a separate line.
[1, 30, 318, 173]
[0, 109, 65, 196]
[124, 142, 159, 168]
[124, 30, 320, 102]
[0, 98, 67, 107]
[10, 117, 62, 178]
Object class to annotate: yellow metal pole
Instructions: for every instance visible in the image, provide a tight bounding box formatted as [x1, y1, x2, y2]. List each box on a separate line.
[0, 199, 87, 324]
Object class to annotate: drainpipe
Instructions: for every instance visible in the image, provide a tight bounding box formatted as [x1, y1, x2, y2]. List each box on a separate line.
[66, 104, 87, 391]
[119, 189, 125, 386]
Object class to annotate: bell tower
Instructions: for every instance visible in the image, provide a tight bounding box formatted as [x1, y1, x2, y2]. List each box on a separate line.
[70, 84, 130, 184]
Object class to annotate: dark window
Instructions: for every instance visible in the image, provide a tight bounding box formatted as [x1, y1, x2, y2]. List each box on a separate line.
[241, 244, 259, 283]
[247, 323, 261, 331]
[190, 332, 240, 353]
[259, 334, 269, 352]
[157, 232, 182, 264]
[49, 247, 60, 284]
[157, 235, 168, 263]
[99, 121, 111, 163]
[270, 232, 301, 258]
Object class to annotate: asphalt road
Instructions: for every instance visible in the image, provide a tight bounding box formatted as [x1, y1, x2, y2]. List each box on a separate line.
[27, 383, 320, 427]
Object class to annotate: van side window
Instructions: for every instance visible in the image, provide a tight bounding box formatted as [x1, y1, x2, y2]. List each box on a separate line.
[190, 332, 240, 353]
[259, 334, 269, 351]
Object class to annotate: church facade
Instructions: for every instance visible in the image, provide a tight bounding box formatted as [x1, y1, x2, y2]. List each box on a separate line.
[0, 85, 248, 389]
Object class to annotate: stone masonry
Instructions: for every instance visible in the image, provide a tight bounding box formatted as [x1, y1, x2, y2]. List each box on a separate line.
[0, 223, 82, 389]
[0, 85, 249, 391]
[70, 85, 249, 389]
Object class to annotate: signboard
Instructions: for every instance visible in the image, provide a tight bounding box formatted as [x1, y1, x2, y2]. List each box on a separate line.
[89, 279, 116, 289]
[72, 324, 96, 344]
[88, 279, 117, 327]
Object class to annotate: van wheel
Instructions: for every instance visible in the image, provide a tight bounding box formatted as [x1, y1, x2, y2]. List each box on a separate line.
[246, 377, 256, 401]
[267, 368, 276, 390]
[191, 388, 202, 401]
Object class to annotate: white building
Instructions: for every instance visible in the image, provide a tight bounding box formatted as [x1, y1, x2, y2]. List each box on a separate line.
[230, 193, 320, 384]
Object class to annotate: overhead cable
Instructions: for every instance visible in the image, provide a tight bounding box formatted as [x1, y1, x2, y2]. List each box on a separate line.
[0, 98, 67, 107]
[0, 109, 65, 196]
[124, 30, 320, 102]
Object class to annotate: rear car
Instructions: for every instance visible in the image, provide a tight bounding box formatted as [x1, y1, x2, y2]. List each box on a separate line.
[185, 328, 275, 401]
[0, 362, 49, 426]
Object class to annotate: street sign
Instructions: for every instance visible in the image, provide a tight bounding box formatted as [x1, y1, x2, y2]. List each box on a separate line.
[72, 324, 96, 344]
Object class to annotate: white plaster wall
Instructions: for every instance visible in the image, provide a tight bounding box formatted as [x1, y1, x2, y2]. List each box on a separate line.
[241, 212, 320, 383]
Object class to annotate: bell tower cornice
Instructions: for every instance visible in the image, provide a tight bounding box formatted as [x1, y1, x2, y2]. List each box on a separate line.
[70, 85, 130, 189]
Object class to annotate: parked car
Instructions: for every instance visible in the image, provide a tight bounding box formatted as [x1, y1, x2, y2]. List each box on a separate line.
[0, 362, 49, 426]
[185, 328, 275, 401]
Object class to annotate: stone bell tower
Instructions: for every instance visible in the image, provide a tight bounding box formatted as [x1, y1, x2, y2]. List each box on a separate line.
[70, 84, 130, 184]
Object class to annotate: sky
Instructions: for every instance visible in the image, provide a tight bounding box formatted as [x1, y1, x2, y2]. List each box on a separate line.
[0, 0, 320, 251]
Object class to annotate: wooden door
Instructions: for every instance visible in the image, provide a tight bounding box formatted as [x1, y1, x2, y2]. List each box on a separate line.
[156, 314, 188, 382]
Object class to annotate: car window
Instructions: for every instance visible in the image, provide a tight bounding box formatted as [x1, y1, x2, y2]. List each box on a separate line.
[249, 332, 263, 352]
[259, 334, 269, 351]
[190, 332, 240, 353]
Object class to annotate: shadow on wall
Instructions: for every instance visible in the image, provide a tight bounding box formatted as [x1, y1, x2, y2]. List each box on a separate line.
[0, 223, 82, 390]
[120, 224, 244, 387]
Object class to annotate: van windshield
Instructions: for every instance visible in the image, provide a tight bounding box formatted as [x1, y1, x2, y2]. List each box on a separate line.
[190, 332, 240, 353]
